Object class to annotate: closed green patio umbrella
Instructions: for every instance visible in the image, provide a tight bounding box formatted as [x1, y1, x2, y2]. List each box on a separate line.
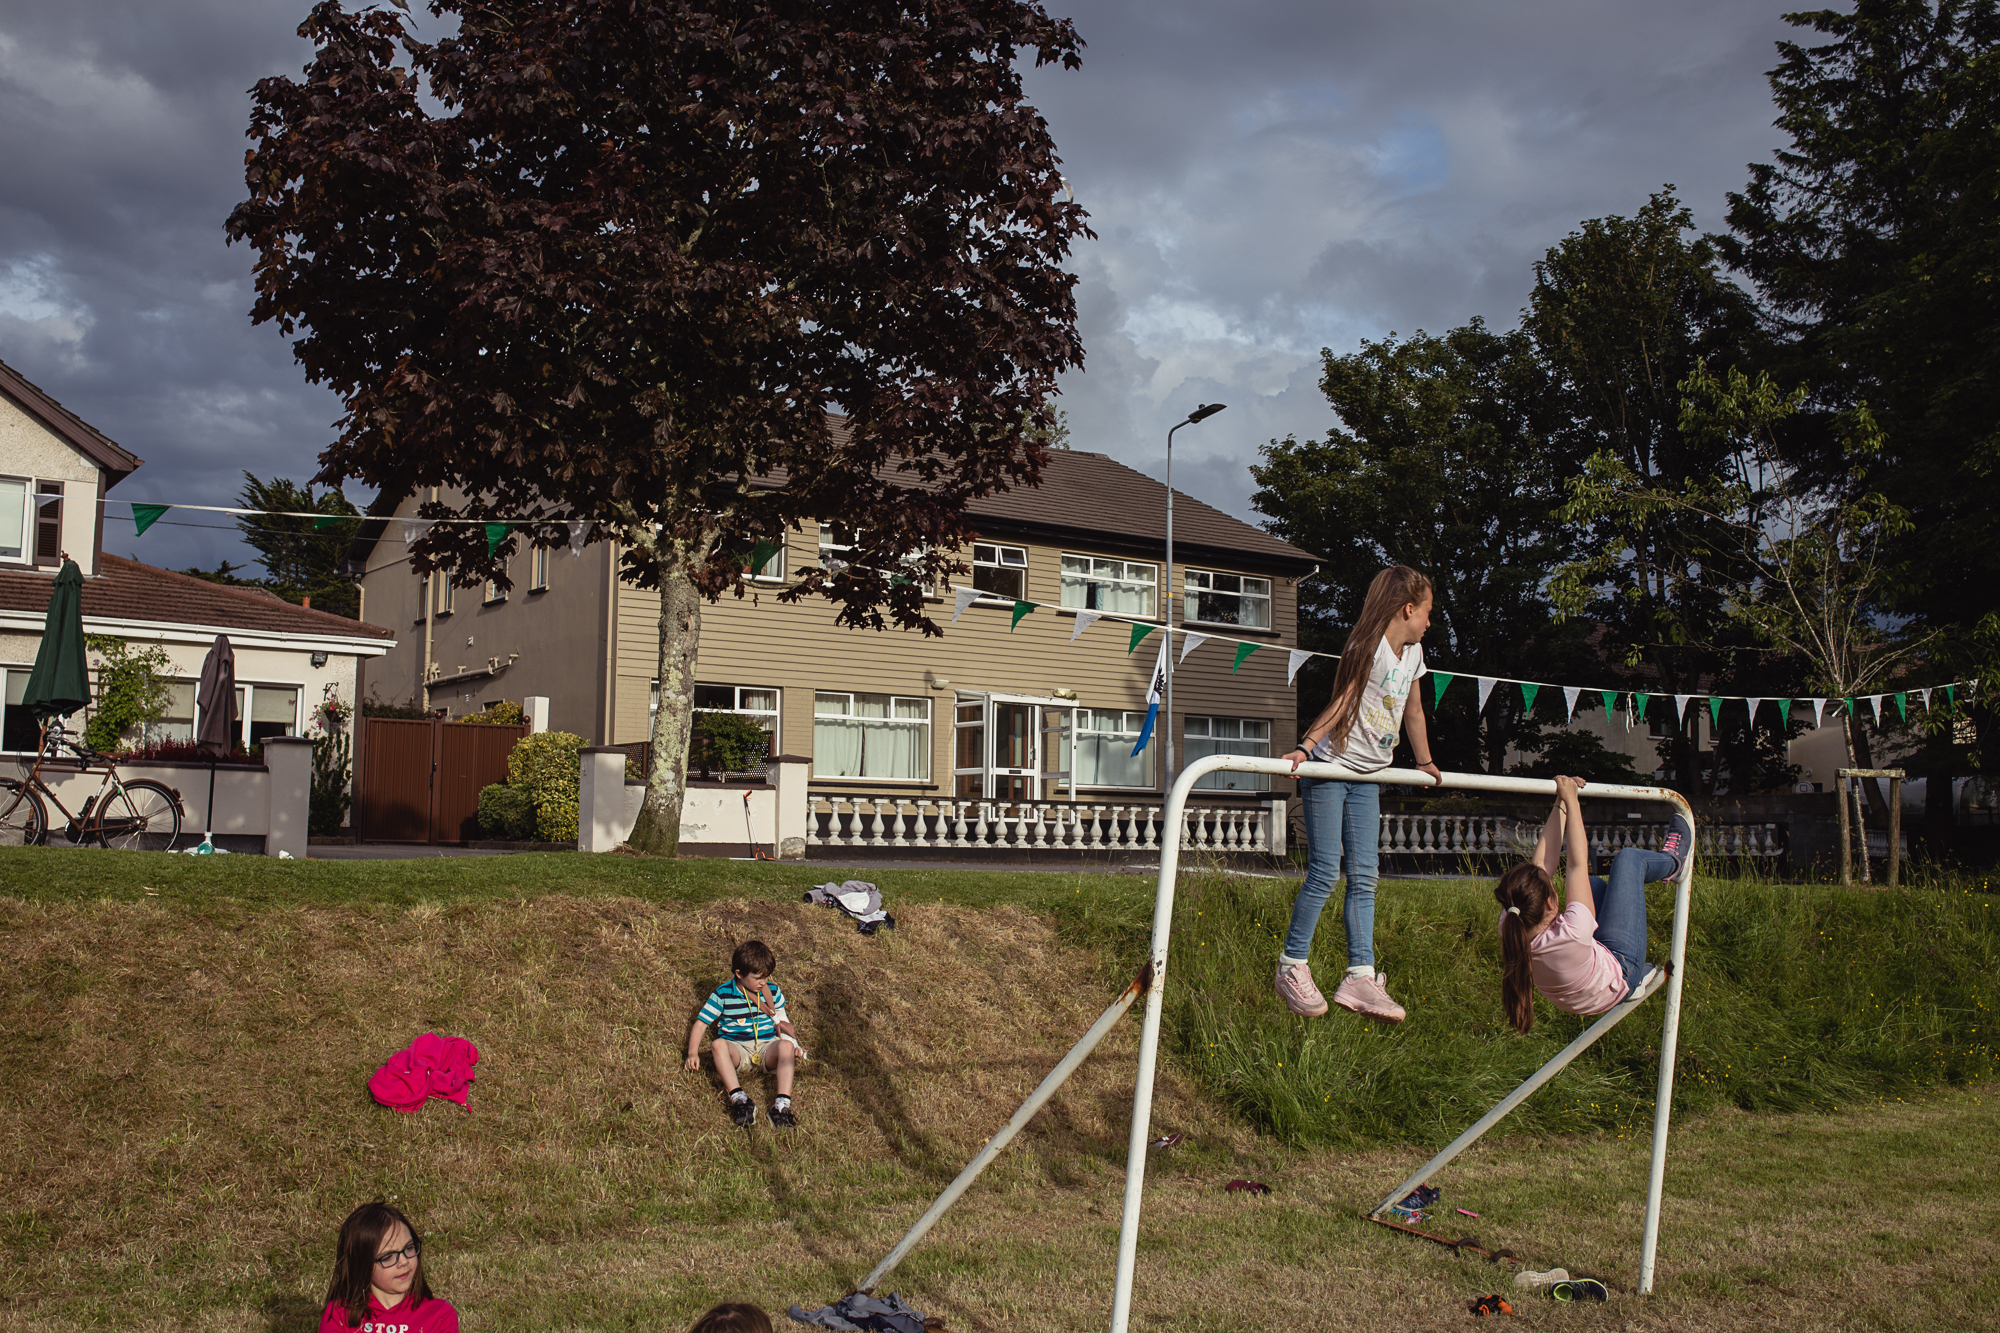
[21, 559, 89, 735]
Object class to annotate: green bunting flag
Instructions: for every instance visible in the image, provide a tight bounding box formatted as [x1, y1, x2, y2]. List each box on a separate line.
[1128, 622, 1157, 653]
[1232, 642, 1258, 673]
[745, 538, 783, 576]
[1520, 681, 1540, 712]
[1601, 690, 1618, 715]
[483, 521, 518, 556]
[1895, 692, 1907, 721]
[1432, 672, 1454, 707]
[131, 503, 170, 535]
[1946, 684, 1957, 706]
[1708, 697, 1722, 729]
[1010, 600, 1035, 630]
[1778, 698, 1792, 726]
[1634, 692, 1650, 719]
[1845, 697, 1854, 715]
[312, 514, 348, 532]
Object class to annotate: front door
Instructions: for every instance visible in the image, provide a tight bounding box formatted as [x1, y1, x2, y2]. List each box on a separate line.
[952, 693, 1078, 802]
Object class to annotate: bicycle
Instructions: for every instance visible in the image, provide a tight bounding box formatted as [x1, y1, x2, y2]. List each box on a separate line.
[0, 723, 185, 850]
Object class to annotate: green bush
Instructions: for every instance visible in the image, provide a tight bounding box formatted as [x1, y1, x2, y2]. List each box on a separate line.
[476, 783, 538, 841]
[507, 730, 584, 842]
[693, 711, 770, 775]
[83, 636, 175, 754]
[465, 700, 525, 725]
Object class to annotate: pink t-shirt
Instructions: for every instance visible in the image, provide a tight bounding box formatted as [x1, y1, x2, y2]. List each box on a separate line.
[1498, 902, 1629, 1016]
[318, 1294, 459, 1333]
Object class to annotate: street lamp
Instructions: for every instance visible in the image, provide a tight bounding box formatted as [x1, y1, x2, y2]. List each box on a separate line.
[1163, 402, 1226, 786]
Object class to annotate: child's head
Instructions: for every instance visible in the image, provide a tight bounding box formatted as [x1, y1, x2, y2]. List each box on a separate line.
[1493, 863, 1555, 1035]
[732, 939, 776, 983]
[1324, 565, 1435, 750]
[326, 1201, 434, 1325]
[688, 1302, 774, 1333]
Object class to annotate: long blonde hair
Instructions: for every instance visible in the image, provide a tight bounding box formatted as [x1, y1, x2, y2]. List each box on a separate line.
[1323, 566, 1433, 752]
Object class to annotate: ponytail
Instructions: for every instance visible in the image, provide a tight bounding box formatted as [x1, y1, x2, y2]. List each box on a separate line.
[1493, 863, 1554, 1035]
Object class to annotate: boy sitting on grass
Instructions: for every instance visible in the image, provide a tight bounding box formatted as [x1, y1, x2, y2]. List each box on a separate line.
[686, 940, 804, 1130]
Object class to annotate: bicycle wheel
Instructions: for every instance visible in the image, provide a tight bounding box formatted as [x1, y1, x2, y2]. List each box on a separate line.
[0, 780, 46, 847]
[99, 779, 182, 851]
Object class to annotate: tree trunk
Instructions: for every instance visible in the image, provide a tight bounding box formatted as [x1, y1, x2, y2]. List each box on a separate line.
[626, 535, 708, 855]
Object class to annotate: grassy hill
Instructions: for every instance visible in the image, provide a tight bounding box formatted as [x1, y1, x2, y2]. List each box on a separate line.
[0, 849, 1996, 1329]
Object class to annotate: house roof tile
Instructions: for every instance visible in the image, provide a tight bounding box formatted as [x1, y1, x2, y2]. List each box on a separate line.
[0, 555, 393, 642]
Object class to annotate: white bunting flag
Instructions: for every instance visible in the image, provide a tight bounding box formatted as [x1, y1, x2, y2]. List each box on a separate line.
[567, 519, 590, 557]
[1563, 686, 1581, 720]
[1070, 610, 1101, 642]
[1179, 632, 1210, 665]
[400, 517, 434, 546]
[1811, 697, 1827, 729]
[1867, 694, 1883, 723]
[951, 587, 980, 624]
[1746, 698, 1762, 726]
[1476, 677, 1497, 713]
[1920, 687, 1932, 711]
[1287, 648, 1313, 687]
[1675, 693, 1694, 724]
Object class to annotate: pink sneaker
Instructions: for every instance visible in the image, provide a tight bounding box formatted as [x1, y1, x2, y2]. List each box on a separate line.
[1332, 970, 1407, 1023]
[1274, 961, 1329, 1017]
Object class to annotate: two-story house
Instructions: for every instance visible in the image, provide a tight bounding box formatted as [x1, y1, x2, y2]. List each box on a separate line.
[353, 449, 1321, 811]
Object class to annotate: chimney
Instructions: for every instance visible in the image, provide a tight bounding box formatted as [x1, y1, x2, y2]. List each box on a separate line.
[302, 595, 311, 609]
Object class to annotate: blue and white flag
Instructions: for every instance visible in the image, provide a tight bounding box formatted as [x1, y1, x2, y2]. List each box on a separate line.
[1132, 634, 1169, 756]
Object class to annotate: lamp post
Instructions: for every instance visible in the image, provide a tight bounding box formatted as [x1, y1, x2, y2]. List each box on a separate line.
[1163, 402, 1226, 787]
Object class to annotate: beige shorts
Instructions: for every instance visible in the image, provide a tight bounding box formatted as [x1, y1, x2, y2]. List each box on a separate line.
[716, 1034, 806, 1072]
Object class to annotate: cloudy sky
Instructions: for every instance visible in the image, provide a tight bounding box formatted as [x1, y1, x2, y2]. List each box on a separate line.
[0, 0, 1799, 575]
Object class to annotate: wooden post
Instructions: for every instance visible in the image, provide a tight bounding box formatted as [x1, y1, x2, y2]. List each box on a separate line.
[1837, 772, 1851, 886]
[1853, 780, 1871, 884]
[1836, 768, 1905, 890]
[1888, 773, 1903, 889]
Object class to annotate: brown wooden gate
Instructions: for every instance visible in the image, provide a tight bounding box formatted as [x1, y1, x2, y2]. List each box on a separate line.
[356, 717, 528, 844]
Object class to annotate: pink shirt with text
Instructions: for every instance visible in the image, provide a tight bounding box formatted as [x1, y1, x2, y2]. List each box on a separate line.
[1499, 901, 1629, 1016]
[318, 1293, 459, 1333]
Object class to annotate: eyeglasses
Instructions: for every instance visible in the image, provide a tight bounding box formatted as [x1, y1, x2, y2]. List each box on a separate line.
[374, 1239, 422, 1268]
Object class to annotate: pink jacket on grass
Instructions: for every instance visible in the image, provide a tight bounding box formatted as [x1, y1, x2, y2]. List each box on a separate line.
[368, 1033, 480, 1113]
[318, 1293, 459, 1333]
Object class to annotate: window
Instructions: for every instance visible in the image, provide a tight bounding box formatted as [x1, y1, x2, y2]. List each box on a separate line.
[436, 579, 455, 616]
[814, 692, 931, 780]
[1061, 555, 1157, 617]
[1185, 715, 1271, 791]
[738, 537, 786, 582]
[1, 667, 39, 751]
[1184, 569, 1271, 629]
[691, 683, 781, 754]
[232, 683, 302, 747]
[0, 478, 25, 562]
[146, 680, 197, 745]
[818, 524, 929, 590]
[1073, 708, 1154, 789]
[530, 544, 550, 591]
[972, 543, 1028, 601]
[483, 557, 507, 604]
[34, 482, 62, 565]
[417, 574, 430, 623]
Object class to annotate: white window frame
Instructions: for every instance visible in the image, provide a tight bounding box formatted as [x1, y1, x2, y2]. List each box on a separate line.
[483, 570, 507, 605]
[739, 536, 787, 583]
[530, 544, 550, 591]
[818, 523, 932, 593]
[1060, 553, 1158, 618]
[1072, 707, 1156, 790]
[0, 476, 33, 565]
[688, 682, 782, 755]
[1184, 568, 1272, 630]
[812, 691, 932, 782]
[1184, 715, 1272, 791]
[437, 579, 455, 616]
[972, 542, 1028, 603]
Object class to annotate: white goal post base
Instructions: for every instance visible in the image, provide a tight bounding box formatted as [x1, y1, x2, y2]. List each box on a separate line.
[855, 758, 1697, 1328]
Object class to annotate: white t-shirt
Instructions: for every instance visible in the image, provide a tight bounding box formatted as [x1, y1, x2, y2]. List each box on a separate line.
[1310, 636, 1427, 774]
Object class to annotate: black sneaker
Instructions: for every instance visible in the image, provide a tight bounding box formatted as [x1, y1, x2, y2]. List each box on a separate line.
[728, 1094, 756, 1128]
[769, 1100, 797, 1131]
[1657, 813, 1694, 880]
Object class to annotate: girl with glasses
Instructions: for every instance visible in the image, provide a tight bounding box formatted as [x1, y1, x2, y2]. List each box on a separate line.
[320, 1202, 458, 1332]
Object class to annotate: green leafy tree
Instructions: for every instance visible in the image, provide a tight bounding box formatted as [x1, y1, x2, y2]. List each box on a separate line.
[1252, 319, 1589, 773]
[1717, 0, 2000, 796]
[180, 473, 361, 618]
[1527, 188, 1764, 788]
[83, 636, 175, 754]
[228, 0, 1087, 856]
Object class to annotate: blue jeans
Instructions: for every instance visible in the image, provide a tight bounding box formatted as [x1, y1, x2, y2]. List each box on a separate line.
[1590, 846, 1676, 992]
[1282, 777, 1381, 967]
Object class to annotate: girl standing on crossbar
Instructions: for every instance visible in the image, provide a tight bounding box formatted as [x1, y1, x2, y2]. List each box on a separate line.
[1493, 775, 1691, 1031]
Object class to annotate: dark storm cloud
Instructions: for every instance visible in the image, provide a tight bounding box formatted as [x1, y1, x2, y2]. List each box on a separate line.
[0, 0, 1801, 578]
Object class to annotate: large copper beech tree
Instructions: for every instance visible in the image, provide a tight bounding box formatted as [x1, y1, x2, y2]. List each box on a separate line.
[229, 0, 1088, 853]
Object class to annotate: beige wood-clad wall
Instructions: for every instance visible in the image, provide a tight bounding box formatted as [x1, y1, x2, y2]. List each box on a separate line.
[610, 523, 1302, 793]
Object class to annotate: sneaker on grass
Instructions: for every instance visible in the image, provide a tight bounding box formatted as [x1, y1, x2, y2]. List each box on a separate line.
[1332, 970, 1406, 1023]
[1513, 1268, 1571, 1291]
[1274, 961, 1329, 1017]
[728, 1092, 757, 1128]
[769, 1098, 797, 1131]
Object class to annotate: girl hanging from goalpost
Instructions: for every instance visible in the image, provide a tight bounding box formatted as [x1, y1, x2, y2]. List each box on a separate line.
[1277, 565, 1443, 1023]
[1493, 775, 1692, 1030]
